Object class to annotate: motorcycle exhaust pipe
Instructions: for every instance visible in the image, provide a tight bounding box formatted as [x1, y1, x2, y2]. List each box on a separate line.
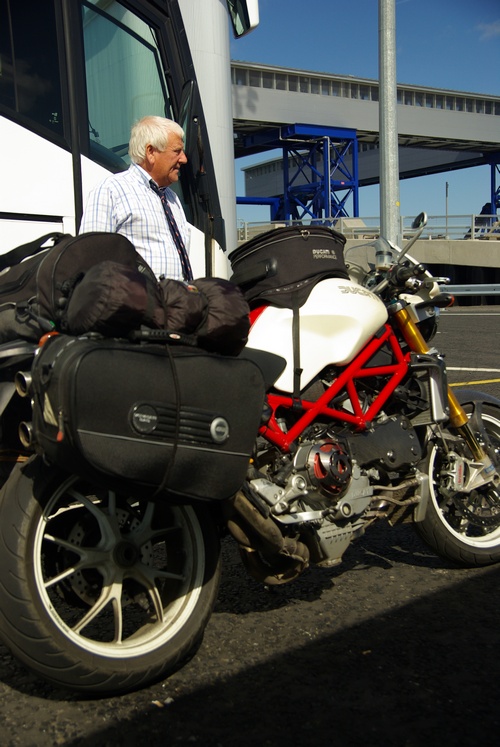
[227, 491, 310, 585]
[19, 421, 35, 449]
[15, 371, 32, 398]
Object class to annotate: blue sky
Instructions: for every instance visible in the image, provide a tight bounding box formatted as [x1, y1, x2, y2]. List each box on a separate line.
[230, 0, 500, 224]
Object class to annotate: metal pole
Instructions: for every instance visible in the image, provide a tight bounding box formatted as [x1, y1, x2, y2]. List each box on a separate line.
[325, 137, 332, 219]
[445, 181, 449, 238]
[379, 0, 400, 245]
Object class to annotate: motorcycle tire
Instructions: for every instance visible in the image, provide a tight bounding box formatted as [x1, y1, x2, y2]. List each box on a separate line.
[0, 456, 221, 695]
[417, 392, 500, 566]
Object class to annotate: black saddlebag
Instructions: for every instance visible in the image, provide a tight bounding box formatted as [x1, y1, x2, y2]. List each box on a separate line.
[228, 225, 348, 307]
[30, 335, 268, 500]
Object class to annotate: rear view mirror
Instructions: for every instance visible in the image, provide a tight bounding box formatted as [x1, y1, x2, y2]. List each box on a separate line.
[411, 212, 428, 230]
[226, 0, 259, 38]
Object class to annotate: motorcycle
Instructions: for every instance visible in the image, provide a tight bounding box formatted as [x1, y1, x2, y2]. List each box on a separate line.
[0, 213, 498, 695]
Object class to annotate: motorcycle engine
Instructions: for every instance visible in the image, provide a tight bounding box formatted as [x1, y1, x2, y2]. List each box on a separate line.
[294, 439, 352, 496]
[252, 429, 373, 523]
[254, 415, 422, 517]
[231, 418, 424, 585]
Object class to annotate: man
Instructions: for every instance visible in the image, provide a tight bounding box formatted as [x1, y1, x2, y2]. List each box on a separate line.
[79, 116, 192, 280]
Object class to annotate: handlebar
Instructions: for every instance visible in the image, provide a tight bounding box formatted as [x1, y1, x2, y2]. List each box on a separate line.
[371, 261, 427, 296]
[392, 263, 426, 285]
[415, 292, 455, 310]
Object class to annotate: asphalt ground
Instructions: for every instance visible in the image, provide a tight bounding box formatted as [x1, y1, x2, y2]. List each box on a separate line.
[0, 306, 499, 747]
[435, 304, 500, 399]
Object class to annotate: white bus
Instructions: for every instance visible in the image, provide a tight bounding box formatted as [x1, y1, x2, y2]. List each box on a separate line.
[0, 0, 258, 276]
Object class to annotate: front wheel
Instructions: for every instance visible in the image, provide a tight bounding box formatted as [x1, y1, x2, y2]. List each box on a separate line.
[0, 457, 221, 695]
[417, 396, 500, 566]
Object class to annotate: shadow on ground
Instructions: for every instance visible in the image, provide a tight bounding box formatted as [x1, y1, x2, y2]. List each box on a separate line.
[64, 530, 499, 747]
[1, 524, 498, 747]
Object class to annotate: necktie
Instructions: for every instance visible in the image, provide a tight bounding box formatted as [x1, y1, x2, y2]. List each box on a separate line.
[150, 181, 193, 281]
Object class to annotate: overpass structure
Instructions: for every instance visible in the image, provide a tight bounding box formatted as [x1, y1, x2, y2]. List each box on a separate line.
[231, 61, 500, 221]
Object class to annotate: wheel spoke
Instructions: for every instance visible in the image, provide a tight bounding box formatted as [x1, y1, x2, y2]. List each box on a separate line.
[134, 560, 186, 584]
[66, 488, 122, 545]
[43, 532, 108, 560]
[130, 500, 181, 546]
[42, 533, 111, 588]
[72, 578, 124, 641]
[130, 567, 165, 623]
[43, 563, 81, 589]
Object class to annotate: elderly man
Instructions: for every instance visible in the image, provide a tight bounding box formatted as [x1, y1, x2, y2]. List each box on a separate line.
[79, 115, 192, 280]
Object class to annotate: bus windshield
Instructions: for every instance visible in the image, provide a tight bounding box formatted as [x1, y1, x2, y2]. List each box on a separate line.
[83, 0, 173, 172]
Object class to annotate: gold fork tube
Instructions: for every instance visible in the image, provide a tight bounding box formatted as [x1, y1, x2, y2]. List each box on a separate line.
[392, 305, 485, 460]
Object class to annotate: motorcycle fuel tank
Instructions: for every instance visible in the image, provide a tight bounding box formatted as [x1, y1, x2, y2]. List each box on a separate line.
[247, 278, 388, 393]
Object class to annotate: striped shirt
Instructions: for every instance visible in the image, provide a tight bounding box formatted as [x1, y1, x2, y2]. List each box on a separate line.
[79, 163, 191, 279]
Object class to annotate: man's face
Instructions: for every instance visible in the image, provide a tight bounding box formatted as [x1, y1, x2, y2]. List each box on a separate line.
[150, 134, 188, 187]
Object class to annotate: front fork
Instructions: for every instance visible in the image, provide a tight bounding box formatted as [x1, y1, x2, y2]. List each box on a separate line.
[392, 304, 498, 486]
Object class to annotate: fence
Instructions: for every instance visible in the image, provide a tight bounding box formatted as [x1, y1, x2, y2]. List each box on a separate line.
[236, 215, 500, 243]
[235, 216, 500, 299]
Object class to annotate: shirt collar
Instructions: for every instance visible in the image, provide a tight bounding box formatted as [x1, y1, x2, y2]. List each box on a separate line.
[130, 162, 158, 190]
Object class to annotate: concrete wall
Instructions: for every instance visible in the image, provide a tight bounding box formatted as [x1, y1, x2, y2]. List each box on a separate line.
[343, 238, 500, 269]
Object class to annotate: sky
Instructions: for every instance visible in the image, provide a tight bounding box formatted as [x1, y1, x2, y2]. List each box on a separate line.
[229, 0, 500, 225]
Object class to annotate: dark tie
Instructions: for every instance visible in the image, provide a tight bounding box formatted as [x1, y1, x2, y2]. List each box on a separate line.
[150, 181, 193, 281]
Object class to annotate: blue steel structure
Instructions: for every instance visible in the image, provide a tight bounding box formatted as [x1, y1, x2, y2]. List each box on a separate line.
[237, 124, 359, 221]
[237, 124, 499, 223]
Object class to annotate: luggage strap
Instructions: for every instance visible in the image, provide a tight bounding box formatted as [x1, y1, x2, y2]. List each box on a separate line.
[0, 232, 65, 273]
[292, 291, 302, 408]
[129, 328, 198, 346]
[154, 345, 181, 497]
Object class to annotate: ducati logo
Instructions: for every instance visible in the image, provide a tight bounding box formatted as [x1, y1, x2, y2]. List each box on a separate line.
[338, 285, 375, 298]
[312, 248, 338, 260]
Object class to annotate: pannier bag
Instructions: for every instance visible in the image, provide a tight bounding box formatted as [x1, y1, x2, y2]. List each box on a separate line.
[30, 335, 267, 500]
[0, 232, 162, 342]
[228, 225, 348, 308]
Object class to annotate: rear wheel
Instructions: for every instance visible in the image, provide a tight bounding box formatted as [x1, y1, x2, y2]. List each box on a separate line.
[0, 457, 221, 694]
[417, 398, 500, 566]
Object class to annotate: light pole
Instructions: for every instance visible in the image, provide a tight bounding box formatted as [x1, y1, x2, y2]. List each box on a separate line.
[445, 181, 449, 238]
[379, 0, 400, 246]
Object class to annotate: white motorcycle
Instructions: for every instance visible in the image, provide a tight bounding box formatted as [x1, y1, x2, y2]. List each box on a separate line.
[0, 214, 498, 694]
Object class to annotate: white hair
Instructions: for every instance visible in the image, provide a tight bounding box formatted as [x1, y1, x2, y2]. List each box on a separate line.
[129, 116, 184, 163]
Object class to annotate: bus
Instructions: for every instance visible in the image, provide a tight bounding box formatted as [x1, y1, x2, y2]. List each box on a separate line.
[0, 0, 258, 277]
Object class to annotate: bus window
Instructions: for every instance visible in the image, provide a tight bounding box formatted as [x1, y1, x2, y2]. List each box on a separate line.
[0, 0, 63, 136]
[82, 0, 173, 172]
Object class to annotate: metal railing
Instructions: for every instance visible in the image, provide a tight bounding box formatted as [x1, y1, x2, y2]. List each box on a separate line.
[234, 216, 500, 299]
[236, 215, 500, 243]
[441, 284, 500, 296]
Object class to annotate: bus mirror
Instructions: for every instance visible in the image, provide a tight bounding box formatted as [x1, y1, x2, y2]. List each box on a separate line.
[226, 0, 259, 38]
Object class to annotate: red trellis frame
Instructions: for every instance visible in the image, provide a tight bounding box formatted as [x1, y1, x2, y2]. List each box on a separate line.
[259, 323, 411, 452]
